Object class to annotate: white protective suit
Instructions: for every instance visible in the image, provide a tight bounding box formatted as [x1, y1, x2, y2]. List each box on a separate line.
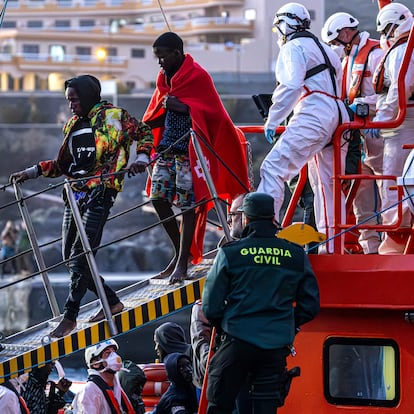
[72, 369, 125, 414]
[257, 33, 350, 253]
[375, 38, 414, 254]
[0, 386, 21, 414]
[345, 31, 384, 254]
[0, 377, 28, 414]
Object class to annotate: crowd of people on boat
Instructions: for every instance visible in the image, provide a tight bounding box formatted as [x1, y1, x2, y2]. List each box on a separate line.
[1, 0, 414, 412]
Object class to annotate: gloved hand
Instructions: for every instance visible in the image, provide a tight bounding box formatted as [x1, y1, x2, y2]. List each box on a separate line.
[264, 128, 281, 144]
[363, 128, 380, 139]
[348, 103, 357, 113]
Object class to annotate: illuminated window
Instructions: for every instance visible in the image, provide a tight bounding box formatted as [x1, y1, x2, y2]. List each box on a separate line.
[50, 45, 65, 62]
[324, 338, 400, 407]
[244, 8, 256, 21]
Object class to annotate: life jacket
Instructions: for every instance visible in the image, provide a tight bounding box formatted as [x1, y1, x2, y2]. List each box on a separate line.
[87, 374, 135, 414]
[343, 39, 381, 103]
[138, 362, 170, 412]
[2, 381, 30, 414]
[373, 36, 409, 94]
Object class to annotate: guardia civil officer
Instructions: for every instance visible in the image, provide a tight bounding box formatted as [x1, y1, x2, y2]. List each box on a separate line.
[202, 192, 320, 414]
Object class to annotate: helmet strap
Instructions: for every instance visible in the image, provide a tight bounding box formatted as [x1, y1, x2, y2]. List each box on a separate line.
[337, 30, 360, 54]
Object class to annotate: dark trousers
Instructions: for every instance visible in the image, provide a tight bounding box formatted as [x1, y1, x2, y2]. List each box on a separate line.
[206, 335, 289, 414]
[62, 187, 119, 321]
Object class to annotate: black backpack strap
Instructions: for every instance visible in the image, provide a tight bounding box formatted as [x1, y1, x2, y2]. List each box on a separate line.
[291, 30, 338, 96]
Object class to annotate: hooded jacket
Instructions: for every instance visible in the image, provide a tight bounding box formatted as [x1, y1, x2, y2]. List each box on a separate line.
[153, 353, 198, 414]
[38, 75, 153, 192]
[154, 322, 192, 361]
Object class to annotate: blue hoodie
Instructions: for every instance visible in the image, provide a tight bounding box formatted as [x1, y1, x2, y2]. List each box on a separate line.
[152, 353, 198, 414]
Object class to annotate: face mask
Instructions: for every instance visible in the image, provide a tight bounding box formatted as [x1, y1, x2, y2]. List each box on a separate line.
[275, 20, 294, 48]
[101, 351, 123, 372]
[330, 44, 345, 59]
[380, 34, 391, 51]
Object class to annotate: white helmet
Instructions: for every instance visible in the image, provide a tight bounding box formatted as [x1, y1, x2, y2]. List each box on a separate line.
[321, 12, 359, 43]
[85, 339, 118, 368]
[377, 2, 413, 39]
[273, 2, 311, 37]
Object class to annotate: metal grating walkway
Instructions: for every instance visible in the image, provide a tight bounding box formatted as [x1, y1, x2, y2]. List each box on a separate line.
[0, 258, 214, 383]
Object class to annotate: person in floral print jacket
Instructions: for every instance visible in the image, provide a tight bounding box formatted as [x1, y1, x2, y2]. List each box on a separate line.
[10, 74, 153, 338]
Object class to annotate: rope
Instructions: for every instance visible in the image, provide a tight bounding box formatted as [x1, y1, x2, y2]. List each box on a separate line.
[191, 129, 251, 193]
[156, 0, 171, 31]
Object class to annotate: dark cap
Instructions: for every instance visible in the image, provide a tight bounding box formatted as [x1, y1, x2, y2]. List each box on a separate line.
[153, 32, 184, 54]
[238, 192, 275, 219]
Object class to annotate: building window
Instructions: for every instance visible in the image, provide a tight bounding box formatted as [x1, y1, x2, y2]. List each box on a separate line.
[56, 0, 73, 6]
[27, 20, 43, 28]
[131, 48, 145, 58]
[107, 47, 117, 57]
[76, 46, 91, 61]
[2, 21, 17, 28]
[79, 19, 95, 29]
[23, 44, 40, 54]
[55, 20, 71, 29]
[324, 337, 400, 407]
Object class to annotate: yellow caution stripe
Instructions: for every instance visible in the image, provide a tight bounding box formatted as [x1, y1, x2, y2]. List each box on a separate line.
[0, 277, 205, 383]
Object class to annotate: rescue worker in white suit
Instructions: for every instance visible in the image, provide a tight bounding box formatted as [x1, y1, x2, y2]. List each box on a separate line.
[372, 2, 414, 254]
[257, 2, 350, 253]
[72, 339, 135, 414]
[322, 12, 384, 254]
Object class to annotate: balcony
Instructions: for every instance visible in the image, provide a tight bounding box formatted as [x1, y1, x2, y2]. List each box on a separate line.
[0, 53, 128, 74]
[6, 0, 245, 16]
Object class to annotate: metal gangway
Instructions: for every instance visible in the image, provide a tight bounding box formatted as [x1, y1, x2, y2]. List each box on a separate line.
[0, 130, 247, 383]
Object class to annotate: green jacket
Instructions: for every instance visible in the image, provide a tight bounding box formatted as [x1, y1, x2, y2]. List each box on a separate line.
[202, 220, 320, 349]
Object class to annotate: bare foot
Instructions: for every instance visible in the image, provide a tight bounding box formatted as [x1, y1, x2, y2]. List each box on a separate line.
[153, 258, 177, 279]
[168, 267, 187, 284]
[88, 302, 125, 323]
[50, 318, 76, 338]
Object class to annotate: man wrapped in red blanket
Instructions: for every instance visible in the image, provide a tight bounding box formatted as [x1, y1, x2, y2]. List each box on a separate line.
[143, 32, 250, 283]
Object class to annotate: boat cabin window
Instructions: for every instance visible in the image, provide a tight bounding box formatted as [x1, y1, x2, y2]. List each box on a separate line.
[323, 337, 400, 407]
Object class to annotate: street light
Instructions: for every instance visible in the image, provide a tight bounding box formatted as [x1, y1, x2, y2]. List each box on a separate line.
[96, 47, 107, 62]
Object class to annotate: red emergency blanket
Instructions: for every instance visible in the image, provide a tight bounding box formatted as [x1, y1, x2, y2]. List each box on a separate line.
[143, 54, 250, 262]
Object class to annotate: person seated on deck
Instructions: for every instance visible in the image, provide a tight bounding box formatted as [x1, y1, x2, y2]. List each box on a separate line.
[154, 322, 192, 363]
[149, 352, 198, 414]
[142, 32, 250, 284]
[21, 362, 72, 414]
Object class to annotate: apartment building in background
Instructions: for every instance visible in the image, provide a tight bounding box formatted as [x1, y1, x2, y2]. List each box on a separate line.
[0, 0, 324, 92]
